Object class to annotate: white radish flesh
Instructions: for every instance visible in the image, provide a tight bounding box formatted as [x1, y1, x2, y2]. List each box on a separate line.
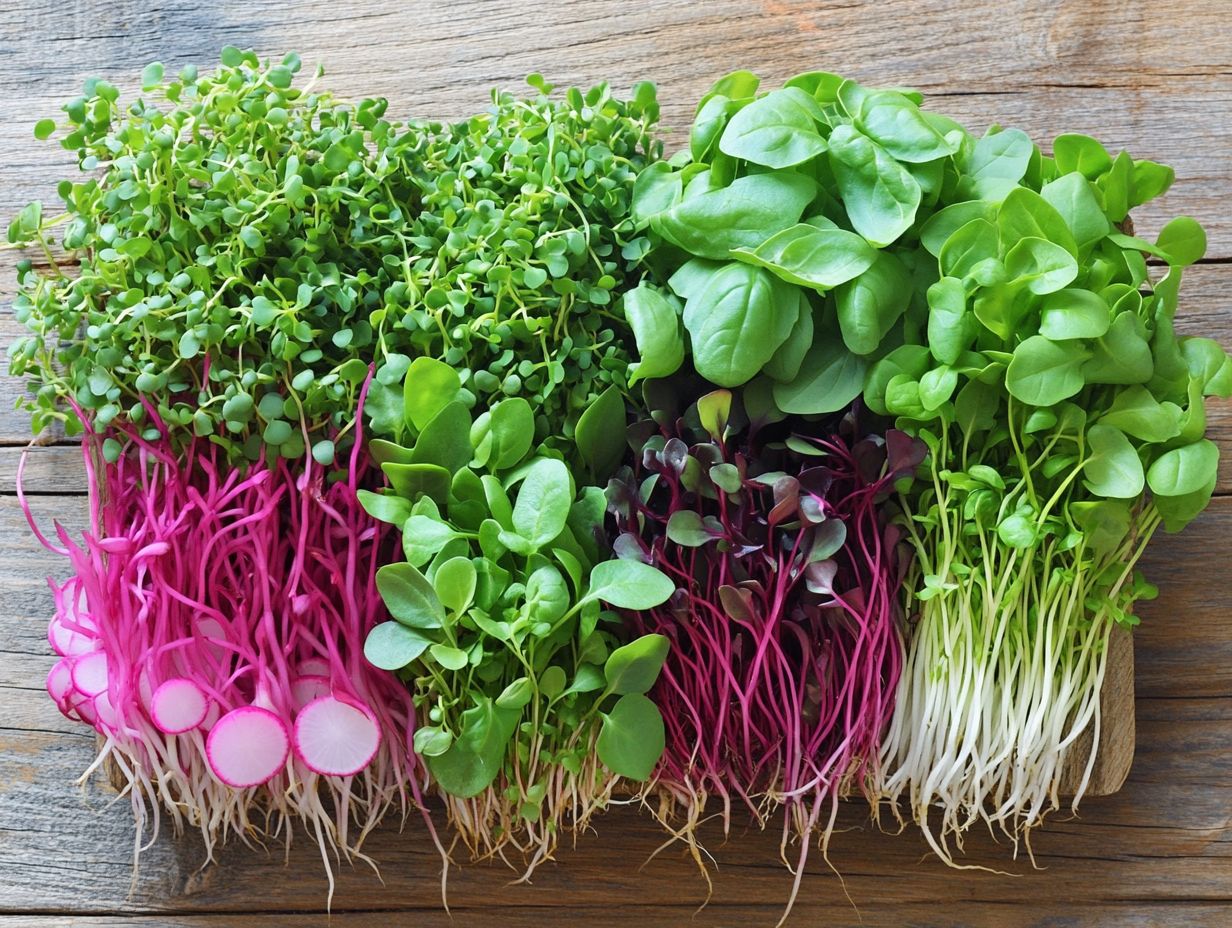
[151, 678, 210, 734]
[297, 658, 331, 678]
[291, 675, 331, 712]
[206, 706, 289, 788]
[48, 614, 98, 658]
[93, 690, 118, 732]
[74, 692, 98, 726]
[71, 651, 110, 697]
[46, 660, 74, 712]
[292, 695, 381, 777]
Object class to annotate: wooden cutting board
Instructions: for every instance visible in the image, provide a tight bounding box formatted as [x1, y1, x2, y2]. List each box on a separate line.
[1062, 624, 1134, 796]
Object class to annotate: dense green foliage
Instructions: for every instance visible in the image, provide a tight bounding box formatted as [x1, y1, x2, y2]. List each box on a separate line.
[359, 357, 672, 848]
[363, 74, 662, 469]
[8, 52, 661, 472]
[9, 50, 1232, 892]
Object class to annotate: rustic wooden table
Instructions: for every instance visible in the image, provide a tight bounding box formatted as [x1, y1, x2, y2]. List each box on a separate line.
[1, 2, 1230, 925]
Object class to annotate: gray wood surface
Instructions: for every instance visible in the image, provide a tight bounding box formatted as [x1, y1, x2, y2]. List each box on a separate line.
[0, 1, 1229, 925]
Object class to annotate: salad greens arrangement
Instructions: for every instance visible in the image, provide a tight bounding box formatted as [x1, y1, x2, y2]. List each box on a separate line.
[623, 67, 1230, 868]
[7, 50, 1229, 913]
[362, 74, 662, 476]
[359, 357, 673, 860]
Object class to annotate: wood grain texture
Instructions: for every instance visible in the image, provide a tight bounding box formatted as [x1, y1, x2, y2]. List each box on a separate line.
[0, 0, 1228, 925]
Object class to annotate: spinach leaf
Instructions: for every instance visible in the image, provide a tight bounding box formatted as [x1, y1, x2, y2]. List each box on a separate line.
[731, 223, 877, 290]
[682, 262, 799, 386]
[718, 87, 827, 168]
[651, 173, 817, 259]
[828, 124, 922, 246]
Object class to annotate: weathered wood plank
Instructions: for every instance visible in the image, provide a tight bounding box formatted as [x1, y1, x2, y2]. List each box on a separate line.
[3, 904, 1232, 928]
[1, 706, 1228, 918]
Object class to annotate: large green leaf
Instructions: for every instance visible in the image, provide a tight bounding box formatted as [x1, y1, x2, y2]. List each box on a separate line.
[596, 694, 665, 781]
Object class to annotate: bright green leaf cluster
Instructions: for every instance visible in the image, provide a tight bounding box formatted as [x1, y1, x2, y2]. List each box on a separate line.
[359, 363, 674, 802]
[7, 55, 661, 473]
[8, 51, 414, 460]
[628, 72, 966, 414]
[361, 74, 662, 470]
[629, 68, 1229, 556]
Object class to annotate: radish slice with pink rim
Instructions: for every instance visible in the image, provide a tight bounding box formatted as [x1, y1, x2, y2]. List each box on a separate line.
[93, 690, 118, 732]
[71, 651, 109, 697]
[74, 692, 98, 726]
[291, 675, 331, 712]
[206, 706, 289, 788]
[46, 660, 73, 709]
[151, 678, 210, 734]
[48, 614, 98, 658]
[293, 695, 381, 777]
[297, 658, 331, 678]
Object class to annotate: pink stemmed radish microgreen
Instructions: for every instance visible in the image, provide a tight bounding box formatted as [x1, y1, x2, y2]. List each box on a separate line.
[608, 386, 922, 917]
[19, 401, 438, 899]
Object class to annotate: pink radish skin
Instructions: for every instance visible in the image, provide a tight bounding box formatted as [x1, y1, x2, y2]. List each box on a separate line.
[206, 706, 290, 788]
[74, 692, 98, 726]
[293, 695, 382, 777]
[151, 678, 210, 734]
[47, 660, 75, 716]
[71, 651, 109, 697]
[291, 675, 331, 712]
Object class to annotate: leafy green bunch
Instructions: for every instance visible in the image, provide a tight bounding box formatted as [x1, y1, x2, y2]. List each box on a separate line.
[856, 129, 1229, 564]
[365, 74, 662, 466]
[8, 48, 425, 463]
[359, 357, 674, 857]
[624, 66, 1230, 553]
[624, 70, 973, 415]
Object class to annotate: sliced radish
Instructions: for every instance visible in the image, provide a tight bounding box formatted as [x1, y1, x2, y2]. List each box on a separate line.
[151, 678, 210, 734]
[46, 660, 74, 711]
[297, 658, 331, 678]
[291, 675, 331, 712]
[71, 651, 110, 697]
[206, 706, 289, 788]
[292, 695, 381, 777]
[48, 614, 98, 658]
[74, 693, 98, 726]
[93, 690, 118, 732]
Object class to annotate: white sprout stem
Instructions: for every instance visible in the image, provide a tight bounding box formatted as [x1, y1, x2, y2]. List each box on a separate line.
[878, 474, 1159, 863]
